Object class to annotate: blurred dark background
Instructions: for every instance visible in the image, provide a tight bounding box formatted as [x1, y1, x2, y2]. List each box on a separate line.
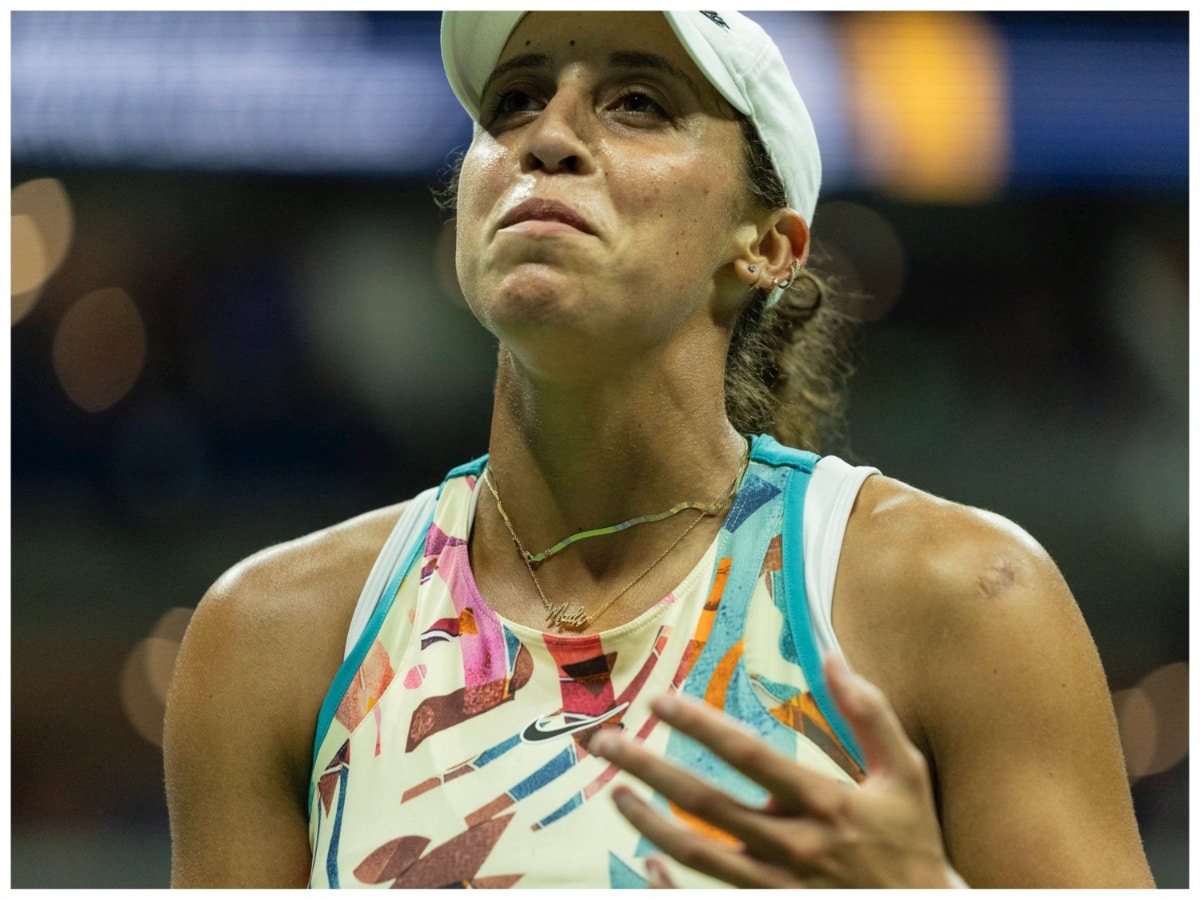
[9, 11, 1188, 888]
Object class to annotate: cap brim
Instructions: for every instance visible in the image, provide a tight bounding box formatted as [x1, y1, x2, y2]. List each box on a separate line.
[441, 11, 527, 120]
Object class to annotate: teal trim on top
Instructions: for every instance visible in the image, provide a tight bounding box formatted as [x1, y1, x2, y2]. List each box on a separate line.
[749, 432, 818, 472]
[308, 502, 434, 799]
[308, 453, 488, 790]
[445, 453, 489, 481]
[775, 440, 866, 773]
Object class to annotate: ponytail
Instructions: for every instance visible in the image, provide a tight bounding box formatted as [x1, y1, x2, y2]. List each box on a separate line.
[730, 115, 861, 455]
[723, 265, 858, 454]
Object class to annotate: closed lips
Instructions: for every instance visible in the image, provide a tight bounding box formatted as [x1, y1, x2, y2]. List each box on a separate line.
[500, 199, 594, 234]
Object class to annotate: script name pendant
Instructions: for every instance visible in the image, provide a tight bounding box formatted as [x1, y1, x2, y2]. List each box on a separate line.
[545, 602, 590, 630]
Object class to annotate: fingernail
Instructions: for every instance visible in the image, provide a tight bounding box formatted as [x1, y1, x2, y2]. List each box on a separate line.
[611, 786, 633, 811]
[646, 857, 669, 888]
[825, 654, 867, 714]
[588, 729, 616, 756]
[651, 693, 679, 716]
[826, 653, 852, 682]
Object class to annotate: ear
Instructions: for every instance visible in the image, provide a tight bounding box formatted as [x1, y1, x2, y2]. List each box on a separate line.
[733, 208, 809, 288]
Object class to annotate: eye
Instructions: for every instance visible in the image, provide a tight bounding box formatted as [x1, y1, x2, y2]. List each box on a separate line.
[613, 91, 667, 117]
[484, 88, 543, 125]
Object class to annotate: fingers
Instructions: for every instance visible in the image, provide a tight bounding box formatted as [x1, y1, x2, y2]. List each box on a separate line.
[592, 675, 948, 890]
[588, 707, 842, 878]
[610, 785, 800, 889]
[644, 856, 674, 889]
[588, 726, 775, 844]
[642, 692, 849, 817]
[823, 655, 930, 789]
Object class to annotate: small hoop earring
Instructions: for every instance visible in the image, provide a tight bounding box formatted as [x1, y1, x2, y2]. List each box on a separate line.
[775, 261, 801, 290]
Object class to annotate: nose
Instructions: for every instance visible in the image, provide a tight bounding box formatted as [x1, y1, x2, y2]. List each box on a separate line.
[520, 90, 594, 176]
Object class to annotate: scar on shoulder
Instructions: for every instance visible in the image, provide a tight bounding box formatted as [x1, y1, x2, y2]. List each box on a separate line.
[976, 555, 1019, 600]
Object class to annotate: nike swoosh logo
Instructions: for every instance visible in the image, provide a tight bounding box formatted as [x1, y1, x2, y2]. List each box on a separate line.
[520, 702, 629, 743]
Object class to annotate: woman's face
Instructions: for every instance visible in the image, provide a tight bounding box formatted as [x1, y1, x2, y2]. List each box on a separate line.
[454, 12, 762, 372]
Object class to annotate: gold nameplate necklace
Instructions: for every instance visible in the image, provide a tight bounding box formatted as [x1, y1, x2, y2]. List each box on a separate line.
[483, 440, 749, 631]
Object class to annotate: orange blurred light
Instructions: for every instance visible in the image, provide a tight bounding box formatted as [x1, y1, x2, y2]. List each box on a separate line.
[119, 607, 195, 748]
[119, 639, 166, 747]
[842, 11, 1008, 203]
[1114, 661, 1189, 781]
[11, 177, 75, 325]
[52, 287, 147, 413]
[1113, 687, 1157, 780]
[151, 606, 195, 643]
[148, 607, 194, 703]
[11, 214, 48, 295]
[1138, 662, 1188, 777]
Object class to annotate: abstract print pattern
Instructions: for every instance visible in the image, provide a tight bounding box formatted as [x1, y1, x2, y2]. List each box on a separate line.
[309, 438, 865, 888]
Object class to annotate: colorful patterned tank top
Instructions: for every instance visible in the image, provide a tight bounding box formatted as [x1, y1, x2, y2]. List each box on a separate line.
[308, 435, 867, 888]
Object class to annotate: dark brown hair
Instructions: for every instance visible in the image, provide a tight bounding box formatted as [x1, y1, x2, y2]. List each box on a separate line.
[729, 116, 860, 454]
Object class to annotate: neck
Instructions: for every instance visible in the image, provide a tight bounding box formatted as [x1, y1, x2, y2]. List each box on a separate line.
[484, 344, 747, 557]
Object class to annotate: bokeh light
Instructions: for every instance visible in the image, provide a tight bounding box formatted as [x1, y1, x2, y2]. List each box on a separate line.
[6, 11, 1188, 890]
[119, 641, 165, 747]
[812, 200, 907, 321]
[51, 287, 147, 413]
[1114, 661, 1188, 781]
[118, 607, 194, 748]
[842, 11, 1008, 202]
[1114, 686, 1157, 779]
[11, 177, 75, 324]
[11, 214, 48, 295]
[1135, 662, 1188, 777]
[150, 607, 194, 655]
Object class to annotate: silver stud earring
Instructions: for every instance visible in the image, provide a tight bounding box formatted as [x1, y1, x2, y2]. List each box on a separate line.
[747, 264, 757, 274]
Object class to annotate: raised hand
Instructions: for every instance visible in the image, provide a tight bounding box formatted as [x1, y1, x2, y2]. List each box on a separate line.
[587, 655, 968, 888]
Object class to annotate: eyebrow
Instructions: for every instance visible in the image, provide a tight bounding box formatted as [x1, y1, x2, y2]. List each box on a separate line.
[481, 53, 550, 104]
[481, 50, 706, 105]
[607, 52, 705, 103]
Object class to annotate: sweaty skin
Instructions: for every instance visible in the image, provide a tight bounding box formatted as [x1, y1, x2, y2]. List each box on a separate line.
[591, 474, 1154, 887]
[163, 12, 1153, 888]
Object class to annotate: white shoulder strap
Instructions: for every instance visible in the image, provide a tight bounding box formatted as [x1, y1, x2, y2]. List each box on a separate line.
[343, 486, 439, 659]
[801, 455, 878, 662]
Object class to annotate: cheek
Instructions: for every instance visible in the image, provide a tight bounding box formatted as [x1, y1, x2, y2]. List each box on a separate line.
[454, 139, 506, 283]
[615, 153, 742, 260]
[456, 141, 500, 227]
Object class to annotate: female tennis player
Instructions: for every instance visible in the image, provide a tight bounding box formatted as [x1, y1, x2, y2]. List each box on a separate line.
[164, 11, 1153, 888]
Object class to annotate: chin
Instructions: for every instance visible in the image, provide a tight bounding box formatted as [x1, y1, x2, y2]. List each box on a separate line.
[469, 267, 592, 332]
[478, 289, 629, 384]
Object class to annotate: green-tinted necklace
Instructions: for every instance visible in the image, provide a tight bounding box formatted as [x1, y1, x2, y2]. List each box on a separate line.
[482, 440, 749, 631]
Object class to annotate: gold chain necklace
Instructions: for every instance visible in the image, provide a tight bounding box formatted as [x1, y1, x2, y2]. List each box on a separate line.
[482, 441, 749, 631]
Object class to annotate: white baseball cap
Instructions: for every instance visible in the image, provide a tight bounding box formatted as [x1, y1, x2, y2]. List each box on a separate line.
[441, 10, 822, 230]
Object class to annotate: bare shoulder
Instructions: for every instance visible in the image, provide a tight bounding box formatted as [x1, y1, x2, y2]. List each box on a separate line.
[833, 475, 1152, 887]
[841, 474, 1058, 616]
[173, 498, 410, 771]
[164, 499, 410, 886]
[834, 474, 1087, 734]
[203, 499, 410, 649]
